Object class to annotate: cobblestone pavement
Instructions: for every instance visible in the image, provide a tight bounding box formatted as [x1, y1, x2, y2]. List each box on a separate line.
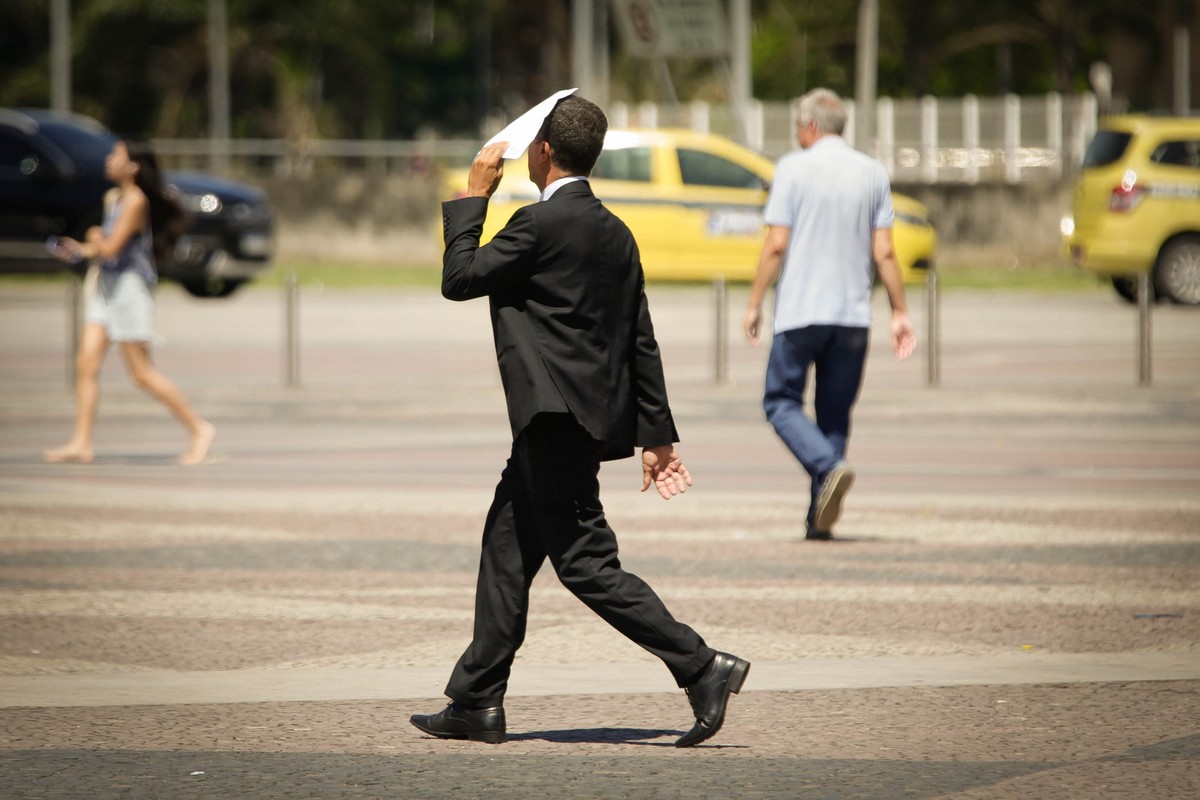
[1, 281, 1198, 799]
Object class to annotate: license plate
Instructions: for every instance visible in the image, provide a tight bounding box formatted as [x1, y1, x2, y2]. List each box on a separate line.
[240, 233, 272, 257]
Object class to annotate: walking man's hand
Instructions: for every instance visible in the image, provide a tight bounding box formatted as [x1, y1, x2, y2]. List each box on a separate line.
[641, 445, 693, 500]
[891, 311, 916, 361]
[743, 306, 763, 345]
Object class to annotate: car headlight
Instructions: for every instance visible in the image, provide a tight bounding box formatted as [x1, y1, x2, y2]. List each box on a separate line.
[181, 192, 223, 215]
[1060, 215, 1075, 237]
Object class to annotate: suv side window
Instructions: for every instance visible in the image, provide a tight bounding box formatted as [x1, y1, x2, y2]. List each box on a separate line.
[1082, 130, 1132, 168]
[593, 147, 652, 182]
[677, 149, 764, 189]
[1150, 140, 1200, 169]
[0, 133, 44, 180]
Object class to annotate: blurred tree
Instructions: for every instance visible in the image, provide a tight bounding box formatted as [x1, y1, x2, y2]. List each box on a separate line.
[0, 0, 1188, 140]
[0, 1, 55, 107]
[69, 0, 209, 136]
[750, 1, 857, 100]
[1, 0, 490, 139]
[746, 0, 1167, 102]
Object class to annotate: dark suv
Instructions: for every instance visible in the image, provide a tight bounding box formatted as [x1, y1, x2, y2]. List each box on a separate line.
[0, 108, 273, 297]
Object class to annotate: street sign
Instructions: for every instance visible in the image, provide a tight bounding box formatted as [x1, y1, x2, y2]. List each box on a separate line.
[611, 0, 728, 59]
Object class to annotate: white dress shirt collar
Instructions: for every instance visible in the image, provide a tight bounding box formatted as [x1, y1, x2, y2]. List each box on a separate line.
[539, 175, 588, 201]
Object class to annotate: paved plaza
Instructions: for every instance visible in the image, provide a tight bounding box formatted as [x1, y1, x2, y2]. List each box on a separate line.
[0, 279, 1198, 798]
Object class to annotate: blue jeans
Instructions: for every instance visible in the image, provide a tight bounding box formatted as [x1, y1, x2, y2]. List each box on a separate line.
[763, 326, 869, 525]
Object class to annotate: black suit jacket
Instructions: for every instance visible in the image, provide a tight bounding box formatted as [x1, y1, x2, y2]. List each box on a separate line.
[441, 180, 678, 461]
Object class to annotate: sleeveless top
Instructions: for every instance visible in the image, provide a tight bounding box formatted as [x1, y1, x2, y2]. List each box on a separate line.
[101, 193, 158, 286]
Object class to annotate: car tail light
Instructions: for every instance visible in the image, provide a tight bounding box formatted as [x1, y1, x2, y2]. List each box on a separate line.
[1109, 185, 1146, 212]
[1109, 169, 1145, 212]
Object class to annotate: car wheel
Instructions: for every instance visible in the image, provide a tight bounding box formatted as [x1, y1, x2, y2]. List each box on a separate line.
[1110, 275, 1138, 304]
[181, 277, 245, 298]
[1110, 274, 1168, 305]
[1156, 237, 1200, 306]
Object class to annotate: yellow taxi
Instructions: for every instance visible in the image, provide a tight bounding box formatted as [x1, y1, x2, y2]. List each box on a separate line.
[1063, 115, 1200, 305]
[442, 128, 937, 284]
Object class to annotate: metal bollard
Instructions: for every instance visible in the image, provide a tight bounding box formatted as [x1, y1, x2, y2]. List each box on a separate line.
[1137, 271, 1152, 387]
[285, 271, 300, 388]
[926, 269, 941, 388]
[713, 276, 728, 385]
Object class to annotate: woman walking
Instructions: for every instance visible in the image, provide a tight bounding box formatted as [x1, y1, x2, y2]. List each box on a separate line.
[44, 140, 215, 465]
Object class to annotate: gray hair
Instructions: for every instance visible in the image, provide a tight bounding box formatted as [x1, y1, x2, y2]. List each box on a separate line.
[797, 88, 848, 135]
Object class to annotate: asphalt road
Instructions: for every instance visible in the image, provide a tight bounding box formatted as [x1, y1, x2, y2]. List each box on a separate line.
[0, 279, 1198, 799]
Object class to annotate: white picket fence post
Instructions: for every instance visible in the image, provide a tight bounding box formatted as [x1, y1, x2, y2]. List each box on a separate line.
[746, 99, 764, 152]
[637, 101, 658, 129]
[1004, 93, 1022, 184]
[1047, 92, 1063, 181]
[920, 95, 938, 184]
[843, 99, 857, 150]
[877, 97, 895, 177]
[610, 101, 630, 129]
[963, 94, 980, 184]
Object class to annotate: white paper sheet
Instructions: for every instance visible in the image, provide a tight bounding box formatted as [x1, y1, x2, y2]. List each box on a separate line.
[485, 88, 578, 159]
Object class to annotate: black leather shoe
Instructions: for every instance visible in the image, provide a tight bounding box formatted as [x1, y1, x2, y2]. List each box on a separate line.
[814, 461, 855, 532]
[676, 652, 750, 747]
[410, 701, 506, 744]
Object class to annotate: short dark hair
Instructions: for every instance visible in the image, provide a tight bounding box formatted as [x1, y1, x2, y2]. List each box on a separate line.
[537, 95, 607, 176]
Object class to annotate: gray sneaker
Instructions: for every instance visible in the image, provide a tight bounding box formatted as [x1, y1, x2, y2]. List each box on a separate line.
[814, 462, 855, 532]
[805, 525, 833, 541]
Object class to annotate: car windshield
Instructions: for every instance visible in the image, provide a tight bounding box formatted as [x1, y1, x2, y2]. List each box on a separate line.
[1082, 130, 1132, 169]
[594, 147, 651, 182]
[677, 149, 764, 189]
[38, 121, 118, 168]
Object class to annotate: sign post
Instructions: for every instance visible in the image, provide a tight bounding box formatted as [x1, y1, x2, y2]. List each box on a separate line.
[610, 0, 746, 139]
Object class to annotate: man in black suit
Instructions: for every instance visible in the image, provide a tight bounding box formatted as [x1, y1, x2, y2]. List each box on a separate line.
[410, 95, 749, 748]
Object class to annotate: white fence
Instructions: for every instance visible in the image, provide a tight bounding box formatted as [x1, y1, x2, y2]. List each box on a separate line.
[152, 92, 1097, 185]
[150, 137, 479, 179]
[610, 92, 1099, 185]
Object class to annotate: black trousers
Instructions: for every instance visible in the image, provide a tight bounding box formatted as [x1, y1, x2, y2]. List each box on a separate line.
[446, 413, 714, 706]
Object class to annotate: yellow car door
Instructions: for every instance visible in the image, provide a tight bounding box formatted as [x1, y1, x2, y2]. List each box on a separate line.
[666, 145, 769, 281]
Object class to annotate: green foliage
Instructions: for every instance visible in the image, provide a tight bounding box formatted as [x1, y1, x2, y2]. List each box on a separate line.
[0, 0, 52, 107]
[2, 0, 489, 140]
[750, 0, 1171, 100]
[0, 0, 1185, 140]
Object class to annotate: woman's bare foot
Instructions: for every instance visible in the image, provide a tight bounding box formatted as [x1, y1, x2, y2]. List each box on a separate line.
[179, 422, 216, 466]
[43, 444, 94, 464]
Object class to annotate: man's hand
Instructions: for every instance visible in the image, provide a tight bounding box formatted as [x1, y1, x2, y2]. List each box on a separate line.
[467, 141, 508, 198]
[891, 310, 916, 361]
[743, 306, 763, 345]
[641, 445, 693, 500]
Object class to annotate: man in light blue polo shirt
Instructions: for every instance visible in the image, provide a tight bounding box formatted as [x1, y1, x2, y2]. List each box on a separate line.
[744, 88, 916, 540]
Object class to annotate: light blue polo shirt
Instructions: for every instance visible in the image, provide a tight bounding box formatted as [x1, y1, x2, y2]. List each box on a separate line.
[764, 135, 894, 333]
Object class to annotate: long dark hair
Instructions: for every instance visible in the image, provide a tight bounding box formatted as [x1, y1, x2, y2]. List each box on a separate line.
[124, 141, 189, 264]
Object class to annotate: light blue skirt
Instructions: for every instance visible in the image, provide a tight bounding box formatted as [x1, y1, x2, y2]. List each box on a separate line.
[85, 270, 155, 343]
